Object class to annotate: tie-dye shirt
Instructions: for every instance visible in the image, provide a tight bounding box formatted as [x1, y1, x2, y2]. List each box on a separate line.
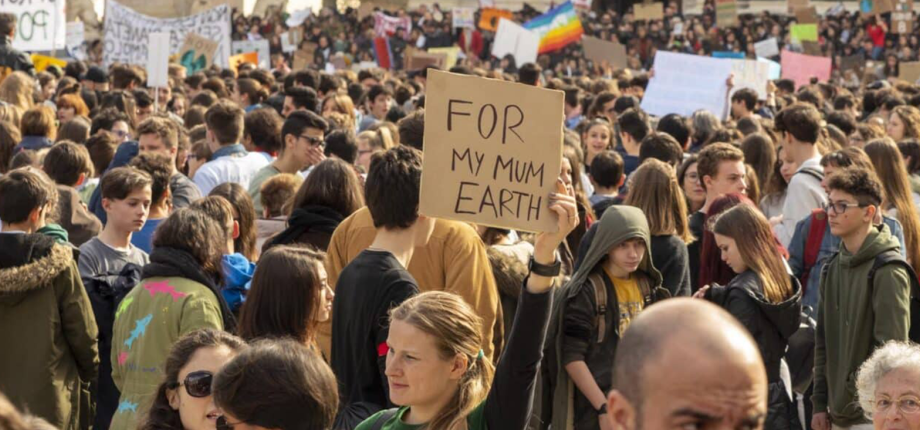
[109, 276, 223, 429]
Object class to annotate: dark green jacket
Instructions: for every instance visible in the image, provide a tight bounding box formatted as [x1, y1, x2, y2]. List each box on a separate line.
[813, 224, 911, 426]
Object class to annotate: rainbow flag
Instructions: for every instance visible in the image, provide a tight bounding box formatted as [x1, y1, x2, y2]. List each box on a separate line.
[523, 2, 584, 54]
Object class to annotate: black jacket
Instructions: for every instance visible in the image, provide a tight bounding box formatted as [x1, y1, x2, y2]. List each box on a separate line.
[705, 270, 802, 430]
[0, 35, 36, 77]
[650, 235, 691, 297]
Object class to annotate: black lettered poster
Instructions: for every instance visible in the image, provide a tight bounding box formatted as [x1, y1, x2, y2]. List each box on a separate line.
[419, 70, 564, 233]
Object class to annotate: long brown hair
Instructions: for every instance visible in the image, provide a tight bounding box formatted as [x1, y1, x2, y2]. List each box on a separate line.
[625, 159, 693, 243]
[865, 138, 920, 270]
[390, 292, 496, 430]
[712, 204, 794, 304]
[153, 207, 228, 280]
[892, 105, 920, 140]
[237, 246, 326, 345]
[290, 158, 364, 217]
[210, 183, 259, 261]
[141, 329, 246, 430]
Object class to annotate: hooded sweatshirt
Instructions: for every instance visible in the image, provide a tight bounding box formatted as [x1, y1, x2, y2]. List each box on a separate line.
[546, 206, 667, 430]
[813, 224, 911, 426]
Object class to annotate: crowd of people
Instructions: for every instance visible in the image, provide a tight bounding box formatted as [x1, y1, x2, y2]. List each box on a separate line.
[1, 0, 920, 428]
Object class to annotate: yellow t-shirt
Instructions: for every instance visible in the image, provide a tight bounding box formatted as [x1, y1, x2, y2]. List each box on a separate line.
[603, 268, 644, 334]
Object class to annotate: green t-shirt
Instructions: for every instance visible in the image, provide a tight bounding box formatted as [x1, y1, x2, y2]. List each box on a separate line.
[355, 401, 489, 430]
[247, 164, 281, 214]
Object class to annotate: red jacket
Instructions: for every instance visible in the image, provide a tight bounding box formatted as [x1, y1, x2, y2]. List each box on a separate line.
[459, 29, 484, 58]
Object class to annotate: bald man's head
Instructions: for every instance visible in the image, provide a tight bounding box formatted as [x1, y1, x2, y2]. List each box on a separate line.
[608, 298, 768, 429]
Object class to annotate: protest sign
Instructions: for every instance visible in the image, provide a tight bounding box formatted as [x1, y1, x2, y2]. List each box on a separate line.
[754, 38, 780, 58]
[230, 52, 259, 74]
[252, 0, 287, 18]
[893, 0, 913, 33]
[788, 0, 809, 13]
[582, 36, 628, 69]
[147, 33, 171, 89]
[780, 50, 831, 88]
[419, 70, 564, 233]
[103, 0, 231, 68]
[66, 21, 87, 61]
[30, 54, 67, 73]
[405, 50, 447, 71]
[801, 40, 822, 56]
[716, 0, 739, 27]
[791, 24, 818, 42]
[179, 33, 219, 75]
[479, 8, 514, 32]
[794, 6, 819, 23]
[573, 0, 594, 8]
[840, 53, 865, 74]
[292, 45, 316, 70]
[190, 0, 243, 15]
[641, 52, 733, 117]
[729, 59, 771, 100]
[492, 19, 540, 68]
[634, 2, 665, 20]
[758, 57, 782, 79]
[232, 40, 270, 69]
[9, 0, 66, 52]
[280, 32, 296, 53]
[429, 47, 461, 69]
[900, 62, 920, 84]
[453, 8, 476, 29]
[374, 12, 412, 37]
[866, 0, 897, 14]
[683, 0, 704, 14]
[713, 51, 744, 59]
[286, 8, 312, 27]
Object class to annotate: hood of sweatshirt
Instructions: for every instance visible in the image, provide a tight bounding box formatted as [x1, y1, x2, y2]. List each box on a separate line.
[840, 223, 901, 268]
[731, 271, 803, 340]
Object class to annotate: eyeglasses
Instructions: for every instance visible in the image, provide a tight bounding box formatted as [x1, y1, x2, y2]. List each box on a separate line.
[216, 416, 244, 430]
[875, 396, 920, 414]
[824, 200, 869, 215]
[300, 135, 324, 148]
[167, 371, 213, 398]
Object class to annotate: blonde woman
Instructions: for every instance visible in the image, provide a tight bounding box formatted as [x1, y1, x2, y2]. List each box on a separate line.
[0, 71, 35, 111]
[888, 105, 920, 142]
[625, 159, 693, 297]
[322, 94, 357, 130]
[355, 127, 395, 173]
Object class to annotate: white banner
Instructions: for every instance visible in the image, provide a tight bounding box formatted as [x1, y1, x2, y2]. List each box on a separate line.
[754, 38, 779, 58]
[231, 40, 270, 69]
[374, 12, 412, 38]
[9, 0, 66, 52]
[492, 19, 540, 67]
[103, 0, 231, 68]
[641, 52, 732, 117]
[729, 59, 771, 100]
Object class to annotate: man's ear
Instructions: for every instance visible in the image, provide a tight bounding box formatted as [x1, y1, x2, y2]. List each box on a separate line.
[617, 174, 625, 188]
[28, 206, 43, 225]
[76, 173, 86, 187]
[607, 390, 637, 430]
[702, 175, 713, 191]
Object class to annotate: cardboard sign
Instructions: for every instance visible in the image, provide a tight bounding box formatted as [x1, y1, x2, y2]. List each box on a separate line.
[729, 59, 771, 100]
[641, 52, 733, 117]
[716, 0, 739, 27]
[801, 40, 822, 56]
[429, 47, 461, 69]
[229, 52, 259, 74]
[754, 38, 780, 58]
[582, 36, 628, 69]
[683, 0, 704, 14]
[479, 8, 514, 32]
[634, 2, 665, 20]
[866, 0, 897, 14]
[178, 33, 219, 74]
[419, 70, 564, 233]
[791, 24, 818, 42]
[899, 61, 920, 84]
[30, 54, 67, 73]
[780, 50, 831, 88]
[9, 0, 66, 51]
[491, 19, 540, 67]
[453, 8, 476, 29]
[232, 40, 270, 69]
[147, 33, 171, 88]
[292, 44, 316, 70]
[66, 21, 87, 61]
[787, 0, 809, 13]
[103, 0, 231, 68]
[794, 6, 819, 23]
[893, 0, 913, 33]
[252, 0, 288, 18]
[405, 48, 447, 70]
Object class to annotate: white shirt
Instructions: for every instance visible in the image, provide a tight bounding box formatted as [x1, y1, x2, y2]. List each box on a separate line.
[193, 152, 270, 196]
[773, 156, 827, 248]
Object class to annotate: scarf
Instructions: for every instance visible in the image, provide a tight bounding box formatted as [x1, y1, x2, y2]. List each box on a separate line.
[266, 205, 344, 248]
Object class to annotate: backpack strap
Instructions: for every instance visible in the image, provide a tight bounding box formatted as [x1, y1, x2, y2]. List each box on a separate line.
[801, 208, 829, 293]
[867, 249, 920, 342]
[369, 408, 401, 430]
[588, 273, 608, 344]
[796, 167, 824, 182]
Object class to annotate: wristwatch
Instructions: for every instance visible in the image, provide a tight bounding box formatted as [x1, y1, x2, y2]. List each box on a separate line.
[597, 404, 608, 416]
[529, 255, 561, 277]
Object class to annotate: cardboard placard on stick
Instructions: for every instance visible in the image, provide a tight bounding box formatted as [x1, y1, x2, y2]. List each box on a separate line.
[419, 70, 564, 233]
[229, 52, 258, 74]
[794, 6, 819, 23]
[716, 0, 739, 27]
[178, 33, 219, 74]
[787, 0, 809, 13]
[582, 36, 628, 69]
[633, 2, 664, 20]
[292, 43, 317, 70]
[479, 8, 514, 32]
[893, 0, 913, 34]
[405, 48, 447, 70]
[900, 61, 920, 84]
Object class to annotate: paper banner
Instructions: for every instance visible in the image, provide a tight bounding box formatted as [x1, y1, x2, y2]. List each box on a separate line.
[479, 8, 514, 32]
[419, 70, 564, 233]
[716, 0, 739, 27]
[230, 52, 259, 74]
[634, 2, 665, 20]
[899, 61, 920, 84]
[178, 33, 219, 75]
[582, 36, 628, 69]
[453, 8, 476, 29]
[754, 38, 780, 58]
[281, 32, 296, 53]
[492, 19, 540, 67]
[9, 0, 66, 51]
[286, 8, 312, 27]
[780, 50, 831, 88]
[729, 59, 771, 100]
[147, 33, 171, 88]
[758, 57, 782, 79]
[30, 54, 67, 73]
[374, 12, 412, 38]
[429, 47, 461, 69]
[791, 24, 818, 42]
[102, 0, 231, 68]
[231, 40, 270, 69]
[641, 52, 733, 117]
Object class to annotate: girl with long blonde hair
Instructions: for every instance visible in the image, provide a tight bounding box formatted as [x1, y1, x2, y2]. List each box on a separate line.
[0, 71, 35, 111]
[865, 138, 920, 270]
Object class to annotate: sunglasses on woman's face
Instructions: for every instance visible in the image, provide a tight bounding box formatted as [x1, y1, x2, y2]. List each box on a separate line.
[169, 370, 213, 398]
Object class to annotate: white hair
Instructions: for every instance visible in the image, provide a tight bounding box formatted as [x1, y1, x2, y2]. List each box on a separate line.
[856, 341, 920, 417]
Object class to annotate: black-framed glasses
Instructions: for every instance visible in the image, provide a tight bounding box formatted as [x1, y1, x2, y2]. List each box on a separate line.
[300, 135, 324, 148]
[216, 416, 244, 430]
[167, 371, 213, 398]
[824, 200, 869, 215]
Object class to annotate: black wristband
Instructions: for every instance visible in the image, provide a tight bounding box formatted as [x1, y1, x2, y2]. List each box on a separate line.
[597, 403, 608, 416]
[529, 255, 561, 277]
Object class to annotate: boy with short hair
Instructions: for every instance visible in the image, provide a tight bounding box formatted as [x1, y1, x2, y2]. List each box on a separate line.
[42, 141, 102, 246]
[773, 103, 827, 247]
[813, 168, 911, 429]
[128, 153, 173, 253]
[77, 166, 152, 280]
[331, 146, 434, 429]
[588, 150, 624, 218]
[136, 116, 201, 208]
[358, 85, 392, 132]
[616, 108, 650, 177]
[192, 100, 270, 195]
[0, 168, 98, 429]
